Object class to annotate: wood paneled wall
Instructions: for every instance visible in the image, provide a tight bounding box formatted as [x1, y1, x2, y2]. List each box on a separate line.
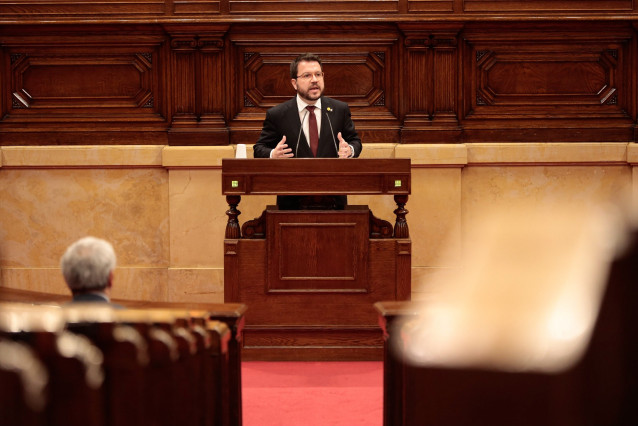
[1, 2, 638, 145]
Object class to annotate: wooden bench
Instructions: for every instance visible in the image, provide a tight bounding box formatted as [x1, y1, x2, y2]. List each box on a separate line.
[112, 308, 231, 426]
[375, 230, 638, 426]
[0, 337, 49, 426]
[120, 300, 246, 426]
[0, 299, 245, 426]
[0, 304, 105, 426]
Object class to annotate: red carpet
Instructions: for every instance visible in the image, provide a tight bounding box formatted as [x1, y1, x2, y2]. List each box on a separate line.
[242, 361, 383, 426]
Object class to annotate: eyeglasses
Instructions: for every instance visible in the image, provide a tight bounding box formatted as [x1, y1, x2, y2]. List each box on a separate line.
[296, 72, 324, 81]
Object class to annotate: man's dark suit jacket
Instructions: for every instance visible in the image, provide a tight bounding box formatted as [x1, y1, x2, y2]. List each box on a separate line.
[68, 292, 123, 309]
[253, 96, 362, 209]
[253, 96, 362, 159]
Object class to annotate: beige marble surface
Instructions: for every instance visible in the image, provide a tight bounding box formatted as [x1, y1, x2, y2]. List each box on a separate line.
[168, 169, 226, 268]
[0, 168, 168, 267]
[462, 165, 632, 226]
[630, 144, 638, 215]
[1, 145, 164, 167]
[1, 143, 636, 303]
[0, 148, 170, 300]
[467, 142, 628, 165]
[167, 268, 225, 303]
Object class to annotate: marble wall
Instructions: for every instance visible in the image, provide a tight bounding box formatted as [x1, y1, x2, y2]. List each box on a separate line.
[1, 143, 636, 303]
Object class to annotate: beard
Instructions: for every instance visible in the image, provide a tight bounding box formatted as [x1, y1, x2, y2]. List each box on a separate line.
[297, 84, 323, 102]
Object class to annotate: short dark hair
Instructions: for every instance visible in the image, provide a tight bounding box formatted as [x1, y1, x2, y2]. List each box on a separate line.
[290, 53, 322, 79]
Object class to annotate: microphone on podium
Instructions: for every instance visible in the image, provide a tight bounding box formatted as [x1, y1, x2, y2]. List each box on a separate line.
[324, 109, 339, 156]
[295, 109, 309, 158]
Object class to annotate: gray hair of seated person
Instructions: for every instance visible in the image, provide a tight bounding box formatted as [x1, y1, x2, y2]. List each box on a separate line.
[60, 236, 117, 291]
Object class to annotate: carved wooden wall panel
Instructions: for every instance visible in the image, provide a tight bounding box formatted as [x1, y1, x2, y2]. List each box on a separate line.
[0, 0, 222, 18]
[173, 1, 221, 15]
[408, 0, 455, 12]
[0, 26, 168, 144]
[400, 24, 461, 142]
[166, 26, 229, 145]
[460, 23, 635, 142]
[227, 24, 401, 144]
[1, 17, 638, 145]
[227, 0, 398, 14]
[10, 54, 153, 110]
[0, 0, 166, 17]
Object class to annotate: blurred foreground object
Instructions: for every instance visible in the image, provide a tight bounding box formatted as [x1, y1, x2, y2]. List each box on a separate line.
[387, 203, 638, 425]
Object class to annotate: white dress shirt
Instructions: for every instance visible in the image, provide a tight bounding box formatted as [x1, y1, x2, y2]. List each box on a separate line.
[296, 95, 322, 147]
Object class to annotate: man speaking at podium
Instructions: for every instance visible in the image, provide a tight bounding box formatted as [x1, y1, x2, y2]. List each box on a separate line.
[253, 53, 362, 209]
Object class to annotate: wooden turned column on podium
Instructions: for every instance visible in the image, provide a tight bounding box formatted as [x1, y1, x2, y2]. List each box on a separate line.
[222, 158, 411, 360]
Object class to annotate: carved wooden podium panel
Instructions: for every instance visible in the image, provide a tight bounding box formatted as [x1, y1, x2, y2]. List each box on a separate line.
[222, 159, 411, 360]
[267, 207, 369, 292]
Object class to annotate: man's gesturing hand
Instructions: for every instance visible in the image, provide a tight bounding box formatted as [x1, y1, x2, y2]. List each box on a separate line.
[272, 136, 294, 158]
[337, 132, 352, 158]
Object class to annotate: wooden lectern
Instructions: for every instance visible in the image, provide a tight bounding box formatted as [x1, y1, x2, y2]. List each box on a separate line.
[222, 158, 411, 360]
